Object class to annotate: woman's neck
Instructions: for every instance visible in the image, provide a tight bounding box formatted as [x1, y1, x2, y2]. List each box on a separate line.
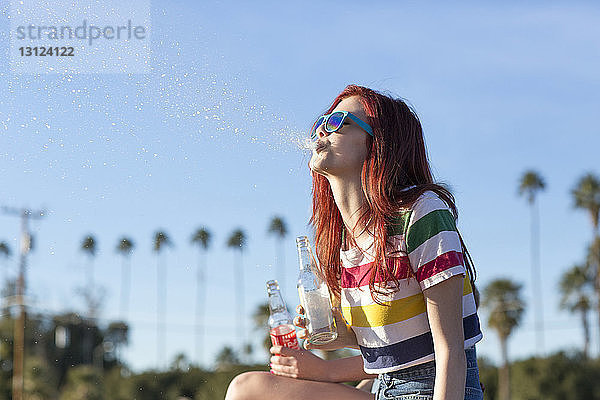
[326, 175, 373, 250]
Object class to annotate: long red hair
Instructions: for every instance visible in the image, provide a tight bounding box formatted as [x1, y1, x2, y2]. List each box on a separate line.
[309, 85, 476, 303]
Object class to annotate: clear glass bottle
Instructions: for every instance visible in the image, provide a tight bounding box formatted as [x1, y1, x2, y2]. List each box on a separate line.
[266, 280, 299, 349]
[296, 236, 337, 344]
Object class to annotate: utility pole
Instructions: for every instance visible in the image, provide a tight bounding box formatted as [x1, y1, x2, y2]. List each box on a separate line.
[2, 206, 45, 400]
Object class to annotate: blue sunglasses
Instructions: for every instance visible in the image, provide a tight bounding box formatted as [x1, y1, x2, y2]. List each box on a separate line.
[310, 111, 373, 141]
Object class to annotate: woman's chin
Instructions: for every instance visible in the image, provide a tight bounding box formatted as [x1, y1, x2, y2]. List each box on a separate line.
[309, 157, 329, 175]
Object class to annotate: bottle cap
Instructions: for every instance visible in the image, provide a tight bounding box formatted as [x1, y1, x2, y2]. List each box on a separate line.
[266, 280, 280, 293]
[296, 235, 309, 246]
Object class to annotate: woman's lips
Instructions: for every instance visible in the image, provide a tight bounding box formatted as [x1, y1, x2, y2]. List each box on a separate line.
[314, 142, 328, 153]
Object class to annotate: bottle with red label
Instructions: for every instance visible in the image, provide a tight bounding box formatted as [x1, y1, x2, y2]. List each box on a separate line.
[267, 280, 300, 350]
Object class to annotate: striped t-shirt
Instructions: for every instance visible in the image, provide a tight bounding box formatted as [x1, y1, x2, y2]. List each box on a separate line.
[339, 191, 483, 374]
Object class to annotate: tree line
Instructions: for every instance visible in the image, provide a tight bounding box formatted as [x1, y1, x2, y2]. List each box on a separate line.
[0, 216, 289, 369]
[481, 170, 600, 400]
[0, 171, 599, 399]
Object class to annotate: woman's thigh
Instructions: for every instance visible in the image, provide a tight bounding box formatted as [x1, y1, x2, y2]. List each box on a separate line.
[225, 371, 375, 400]
[375, 362, 435, 400]
[375, 348, 484, 400]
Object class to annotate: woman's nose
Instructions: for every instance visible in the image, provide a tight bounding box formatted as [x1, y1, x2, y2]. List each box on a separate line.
[315, 124, 329, 139]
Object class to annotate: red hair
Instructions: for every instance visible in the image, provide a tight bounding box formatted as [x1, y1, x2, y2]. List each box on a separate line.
[309, 85, 476, 303]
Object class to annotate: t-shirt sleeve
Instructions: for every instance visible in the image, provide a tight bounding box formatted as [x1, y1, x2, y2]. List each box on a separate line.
[405, 193, 466, 291]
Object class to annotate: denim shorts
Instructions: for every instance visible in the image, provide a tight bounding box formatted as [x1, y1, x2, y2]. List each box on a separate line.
[373, 346, 483, 400]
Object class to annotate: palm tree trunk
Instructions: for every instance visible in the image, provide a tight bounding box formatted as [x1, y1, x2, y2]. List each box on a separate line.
[277, 238, 285, 290]
[499, 336, 510, 400]
[596, 283, 600, 358]
[84, 256, 95, 364]
[156, 257, 160, 368]
[530, 199, 544, 355]
[88, 258, 94, 292]
[581, 308, 590, 359]
[162, 257, 167, 368]
[595, 233, 600, 358]
[120, 256, 131, 320]
[156, 254, 167, 368]
[236, 250, 245, 360]
[195, 250, 206, 366]
[86, 257, 95, 316]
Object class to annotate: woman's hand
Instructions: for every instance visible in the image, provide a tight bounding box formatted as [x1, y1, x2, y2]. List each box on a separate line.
[269, 345, 331, 381]
[293, 304, 358, 351]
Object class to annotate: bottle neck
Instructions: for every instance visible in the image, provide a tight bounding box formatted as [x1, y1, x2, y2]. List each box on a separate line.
[296, 235, 315, 273]
[268, 290, 286, 313]
[297, 246, 314, 272]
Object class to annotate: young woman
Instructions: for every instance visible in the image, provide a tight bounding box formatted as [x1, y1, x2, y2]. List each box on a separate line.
[225, 85, 484, 400]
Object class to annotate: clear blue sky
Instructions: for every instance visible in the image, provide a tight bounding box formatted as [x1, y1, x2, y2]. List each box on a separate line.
[1, 1, 599, 372]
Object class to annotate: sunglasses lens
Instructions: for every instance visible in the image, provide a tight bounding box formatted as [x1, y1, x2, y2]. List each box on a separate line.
[325, 112, 344, 132]
[311, 116, 324, 140]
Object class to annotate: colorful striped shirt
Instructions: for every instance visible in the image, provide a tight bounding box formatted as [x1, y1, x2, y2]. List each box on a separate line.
[339, 191, 483, 374]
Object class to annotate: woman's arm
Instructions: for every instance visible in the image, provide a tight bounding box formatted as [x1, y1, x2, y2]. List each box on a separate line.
[423, 274, 467, 400]
[327, 354, 378, 382]
[269, 347, 378, 382]
[270, 300, 375, 383]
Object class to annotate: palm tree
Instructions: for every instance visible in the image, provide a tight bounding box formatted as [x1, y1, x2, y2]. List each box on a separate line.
[559, 264, 592, 358]
[252, 302, 271, 355]
[518, 170, 545, 355]
[116, 237, 135, 320]
[214, 346, 240, 371]
[153, 230, 172, 368]
[226, 229, 247, 355]
[80, 235, 99, 319]
[190, 227, 212, 366]
[572, 172, 600, 237]
[267, 216, 288, 289]
[589, 236, 600, 275]
[587, 236, 600, 355]
[572, 173, 600, 354]
[80, 235, 97, 292]
[482, 279, 525, 400]
[79, 234, 98, 365]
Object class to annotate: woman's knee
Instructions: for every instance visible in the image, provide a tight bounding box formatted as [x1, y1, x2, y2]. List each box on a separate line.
[225, 371, 273, 400]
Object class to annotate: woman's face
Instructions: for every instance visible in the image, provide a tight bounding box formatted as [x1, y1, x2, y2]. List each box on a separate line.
[309, 96, 370, 179]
